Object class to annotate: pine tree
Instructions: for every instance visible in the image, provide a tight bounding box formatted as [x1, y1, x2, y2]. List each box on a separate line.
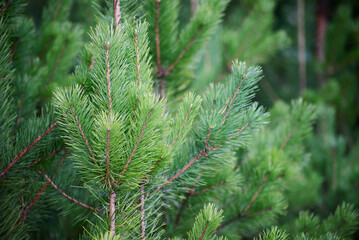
[0, 1, 358, 239]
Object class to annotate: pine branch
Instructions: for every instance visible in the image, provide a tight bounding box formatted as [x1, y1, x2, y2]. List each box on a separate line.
[26, 149, 58, 168]
[113, 0, 121, 31]
[228, 122, 250, 140]
[217, 173, 269, 231]
[39, 171, 103, 212]
[120, 110, 152, 176]
[71, 106, 96, 161]
[280, 125, 297, 151]
[221, 74, 246, 125]
[161, 128, 218, 189]
[175, 187, 195, 226]
[164, 25, 203, 76]
[46, 38, 70, 87]
[0, 120, 59, 178]
[191, 180, 228, 196]
[152, 104, 193, 171]
[15, 181, 50, 227]
[16, 150, 69, 226]
[199, 219, 210, 240]
[53, 0, 63, 21]
[242, 173, 269, 216]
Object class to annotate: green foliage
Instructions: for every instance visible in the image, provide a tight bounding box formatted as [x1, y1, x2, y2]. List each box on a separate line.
[1, 0, 358, 239]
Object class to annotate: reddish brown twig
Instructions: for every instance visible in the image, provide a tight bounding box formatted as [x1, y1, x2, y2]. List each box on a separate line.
[227, 122, 250, 140]
[216, 174, 269, 231]
[15, 181, 50, 227]
[191, 180, 228, 196]
[39, 171, 102, 212]
[199, 219, 211, 240]
[0, 120, 59, 178]
[175, 187, 195, 226]
[164, 25, 203, 75]
[113, 0, 121, 31]
[280, 125, 297, 151]
[70, 107, 100, 168]
[160, 128, 217, 189]
[120, 110, 152, 176]
[27, 150, 58, 168]
[242, 173, 269, 216]
[222, 75, 245, 125]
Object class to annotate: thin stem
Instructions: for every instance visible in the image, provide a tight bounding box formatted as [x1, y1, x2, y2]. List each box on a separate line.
[164, 25, 203, 75]
[191, 180, 228, 196]
[71, 107, 96, 161]
[109, 191, 116, 235]
[27, 150, 58, 168]
[120, 110, 152, 176]
[161, 128, 218, 189]
[280, 125, 297, 151]
[227, 122, 250, 140]
[113, 0, 121, 31]
[0, 120, 59, 178]
[222, 74, 246, 125]
[199, 219, 211, 240]
[175, 187, 194, 226]
[39, 171, 102, 212]
[242, 173, 269, 216]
